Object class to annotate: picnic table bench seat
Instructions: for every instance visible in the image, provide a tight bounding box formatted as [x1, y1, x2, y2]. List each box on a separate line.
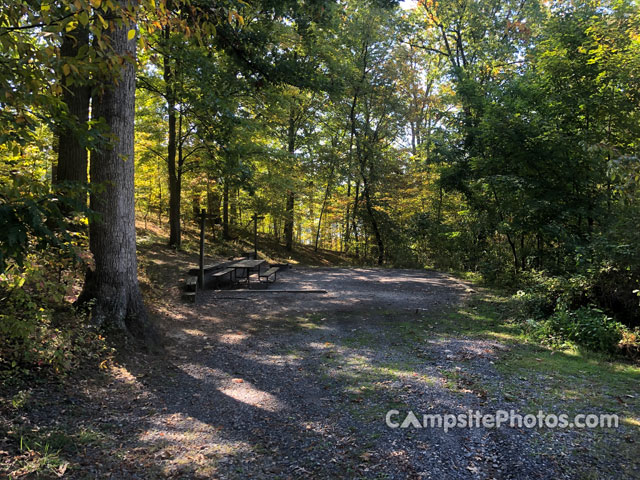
[258, 266, 279, 283]
[211, 267, 236, 288]
[185, 275, 198, 291]
[187, 261, 228, 276]
[183, 275, 199, 302]
[212, 267, 235, 278]
[187, 261, 239, 289]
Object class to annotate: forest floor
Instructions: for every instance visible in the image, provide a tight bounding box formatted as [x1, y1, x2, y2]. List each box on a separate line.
[1, 236, 639, 479]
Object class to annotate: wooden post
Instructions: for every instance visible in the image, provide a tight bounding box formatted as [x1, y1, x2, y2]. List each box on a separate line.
[252, 214, 264, 259]
[199, 209, 206, 287]
[195, 210, 221, 288]
[253, 213, 258, 259]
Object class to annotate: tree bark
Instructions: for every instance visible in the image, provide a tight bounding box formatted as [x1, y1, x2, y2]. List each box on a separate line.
[352, 181, 360, 258]
[283, 108, 298, 252]
[81, 6, 151, 339]
[164, 25, 181, 248]
[222, 178, 230, 239]
[284, 190, 295, 251]
[361, 171, 384, 265]
[56, 29, 90, 186]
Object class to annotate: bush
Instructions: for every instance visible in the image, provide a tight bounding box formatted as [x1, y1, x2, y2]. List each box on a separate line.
[0, 248, 110, 376]
[511, 271, 576, 318]
[619, 328, 640, 360]
[526, 306, 629, 354]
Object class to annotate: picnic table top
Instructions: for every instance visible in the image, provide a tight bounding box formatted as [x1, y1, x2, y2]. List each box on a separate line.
[229, 259, 266, 269]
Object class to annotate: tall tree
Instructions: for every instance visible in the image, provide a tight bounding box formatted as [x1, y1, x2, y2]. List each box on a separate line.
[55, 28, 91, 186]
[81, 2, 150, 336]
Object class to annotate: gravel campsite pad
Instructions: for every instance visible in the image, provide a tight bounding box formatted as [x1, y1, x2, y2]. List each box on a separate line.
[2, 260, 638, 479]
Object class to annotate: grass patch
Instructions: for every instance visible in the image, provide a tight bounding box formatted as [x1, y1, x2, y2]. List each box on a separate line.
[2, 426, 107, 478]
[493, 344, 640, 478]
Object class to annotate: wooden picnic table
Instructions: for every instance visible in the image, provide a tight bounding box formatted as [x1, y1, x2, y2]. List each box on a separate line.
[229, 259, 266, 288]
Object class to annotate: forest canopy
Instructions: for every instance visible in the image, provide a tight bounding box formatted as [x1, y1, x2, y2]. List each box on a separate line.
[1, 0, 639, 361]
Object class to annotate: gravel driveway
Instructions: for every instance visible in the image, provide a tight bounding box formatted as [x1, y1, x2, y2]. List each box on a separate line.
[2, 263, 571, 479]
[118, 266, 561, 479]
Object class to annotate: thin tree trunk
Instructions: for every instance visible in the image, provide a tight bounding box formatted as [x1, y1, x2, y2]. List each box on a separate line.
[506, 232, 519, 275]
[164, 25, 181, 248]
[491, 186, 518, 274]
[315, 169, 334, 252]
[56, 28, 90, 186]
[343, 179, 351, 253]
[410, 121, 416, 155]
[80, 5, 151, 339]
[361, 173, 384, 265]
[352, 181, 360, 258]
[284, 190, 295, 251]
[283, 109, 297, 251]
[222, 179, 230, 239]
[230, 186, 237, 226]
[345, 91, 359, 255]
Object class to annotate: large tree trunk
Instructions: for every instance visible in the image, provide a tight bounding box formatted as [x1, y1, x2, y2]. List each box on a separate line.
[164, 25, 181, 248]
[81, 7, 151, 338]
[55, 29, 90, 186]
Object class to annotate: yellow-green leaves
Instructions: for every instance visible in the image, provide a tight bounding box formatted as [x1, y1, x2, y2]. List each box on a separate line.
[97, 13, 108, 29]
[78, 11, 90, 27]
[228, 10, 244, 26]
[128, 29, 136, 41]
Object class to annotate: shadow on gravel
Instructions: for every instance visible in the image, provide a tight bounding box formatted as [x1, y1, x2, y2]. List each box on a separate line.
[110, 305, 563, 479]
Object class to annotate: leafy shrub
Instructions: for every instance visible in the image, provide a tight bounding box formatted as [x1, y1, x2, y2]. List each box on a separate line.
[527, 306, 627, 354]
[512, 290, 554, 320]
[618, 328, 640, 360]
[511, 271, 572, 318]
[0, 245, 109, 376]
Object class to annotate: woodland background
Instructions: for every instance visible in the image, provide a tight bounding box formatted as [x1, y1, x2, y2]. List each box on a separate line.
[1, 0, 639, 370]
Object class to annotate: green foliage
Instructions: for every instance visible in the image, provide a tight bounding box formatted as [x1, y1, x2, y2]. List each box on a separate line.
[0, 180, 90, 273]
[0, 139, 102, 376]
[0, 244, 112, 375]
[527, 307, 626, 354]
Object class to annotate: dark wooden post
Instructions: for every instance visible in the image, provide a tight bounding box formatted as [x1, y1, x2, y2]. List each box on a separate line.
[252, 214, 264, 259]
[195, 210, 221, 288]
[199, 209, 206, 287]
[253, 214, 258, 259]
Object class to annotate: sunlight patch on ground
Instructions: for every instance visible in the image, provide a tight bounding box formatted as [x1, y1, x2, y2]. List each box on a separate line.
[110, 365, 143, 386]
[178, 363, 227, 382]
[182, 328, 208, 337]
[141, 413, 216, 442]
[217, 331, 250, 344]
[219, 382, 286, 412]
[137, 415, 253, 476]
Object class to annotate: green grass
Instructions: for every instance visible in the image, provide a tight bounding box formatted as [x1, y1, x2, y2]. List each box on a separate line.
[302, 292, 639, 477]
[493, 344, 640, 478]
[3, 426, 107, 478]
[422, 293, 640, 478]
